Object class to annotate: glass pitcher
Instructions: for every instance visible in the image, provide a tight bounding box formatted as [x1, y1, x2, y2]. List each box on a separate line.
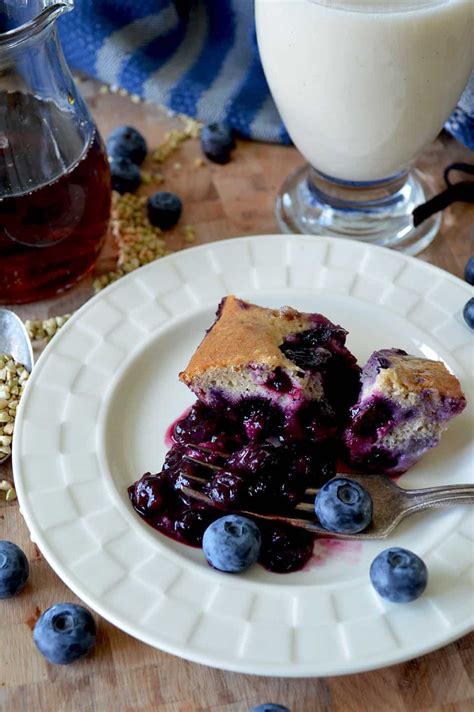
[0, 0, 111, 304]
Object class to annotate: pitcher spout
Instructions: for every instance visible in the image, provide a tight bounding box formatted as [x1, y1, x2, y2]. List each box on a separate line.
[0, 1, 73, 45]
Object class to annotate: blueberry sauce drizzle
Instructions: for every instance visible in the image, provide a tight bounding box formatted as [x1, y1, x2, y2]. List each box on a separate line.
[129, 322, 363, 574]
[128, 399, 339, 573]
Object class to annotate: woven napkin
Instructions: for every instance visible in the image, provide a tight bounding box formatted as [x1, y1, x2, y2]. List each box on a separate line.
[59, 0, 473, 149]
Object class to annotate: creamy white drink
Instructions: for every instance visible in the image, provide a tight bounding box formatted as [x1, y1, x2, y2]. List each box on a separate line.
[256, 0, 474, 182]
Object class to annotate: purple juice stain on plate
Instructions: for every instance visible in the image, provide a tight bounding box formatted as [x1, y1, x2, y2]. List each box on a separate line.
[310, 538, 363, 567]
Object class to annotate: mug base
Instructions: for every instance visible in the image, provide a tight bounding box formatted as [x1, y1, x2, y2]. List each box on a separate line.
[276, 164, 441, 256]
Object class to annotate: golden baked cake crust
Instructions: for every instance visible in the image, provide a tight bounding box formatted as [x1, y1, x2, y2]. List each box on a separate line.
[179, 295, 321, 384]
[178, 295, 361, 434]
[376, 351, 464, 402]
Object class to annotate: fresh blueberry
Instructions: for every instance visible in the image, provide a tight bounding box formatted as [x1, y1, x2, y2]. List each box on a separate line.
[463, 298, 474, 329]
[106, 125, 147, 165]
[33, 603, 96, 664]
[370, 547, 428, 603]
[146, 191, 182, 230]
[200, 122, 235, 164]
[464, 256, 474, 285]
[250, 705, 291, 712]
[315, 477, 373, 534]
[202, 514, 261, 573]
[110, 156, 141, 194]
[0, 540, 29, 598]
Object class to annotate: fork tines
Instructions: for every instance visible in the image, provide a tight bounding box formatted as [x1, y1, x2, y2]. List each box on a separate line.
[180, 451, 319, 518]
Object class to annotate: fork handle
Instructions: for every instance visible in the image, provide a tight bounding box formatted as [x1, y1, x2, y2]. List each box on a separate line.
[403, 484, 474, 512]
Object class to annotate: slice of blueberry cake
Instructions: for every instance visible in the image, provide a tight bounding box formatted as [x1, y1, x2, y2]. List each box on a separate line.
[344, 348, 466, 474]
[129, 302, 467, 575]
[179, 295, 360, 438]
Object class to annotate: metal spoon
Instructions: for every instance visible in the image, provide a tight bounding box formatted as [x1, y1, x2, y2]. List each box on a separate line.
[0, 309, 34, 465]
[0, 309, 34, 374]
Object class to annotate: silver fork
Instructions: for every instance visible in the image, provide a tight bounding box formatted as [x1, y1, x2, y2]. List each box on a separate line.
[180, 448, 474, 540]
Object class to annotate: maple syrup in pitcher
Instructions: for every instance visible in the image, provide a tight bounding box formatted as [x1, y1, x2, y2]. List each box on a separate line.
[0, 1, 111, 303]
[0, 93, 111, 303]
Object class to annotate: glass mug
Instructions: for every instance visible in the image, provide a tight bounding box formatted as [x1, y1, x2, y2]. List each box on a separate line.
[0, 0, 111, 303]
[256, 0, 474, 254]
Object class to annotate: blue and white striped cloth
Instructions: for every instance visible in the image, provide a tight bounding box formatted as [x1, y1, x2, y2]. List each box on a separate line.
[59, 0, 474, 149]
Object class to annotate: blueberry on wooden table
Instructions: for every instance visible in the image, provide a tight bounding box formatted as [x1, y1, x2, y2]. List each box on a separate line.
[106, 125, 148, 165]
[464, 256, 474, 285]
[250, 705, 291, 712]
[0, 541, 29, 598]
[370, 547, 428, 603]
[202, 514, 261, 573]
[146, 191, 182, 230]
[463, 298, 474, 329]
[200, 121, 235, 164]
[110, 156, 141, 194]
[314, 477, 373, 534]
[33, 603, 96, 664]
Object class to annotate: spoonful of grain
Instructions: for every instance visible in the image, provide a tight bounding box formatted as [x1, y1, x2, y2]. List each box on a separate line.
[0, 309, 34, 464]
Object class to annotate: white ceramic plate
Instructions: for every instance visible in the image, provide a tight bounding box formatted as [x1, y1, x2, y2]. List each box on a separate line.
[13, 235, 474, 677]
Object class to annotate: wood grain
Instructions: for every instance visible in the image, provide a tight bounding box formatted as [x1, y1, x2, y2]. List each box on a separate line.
[1, 81, 473, 712]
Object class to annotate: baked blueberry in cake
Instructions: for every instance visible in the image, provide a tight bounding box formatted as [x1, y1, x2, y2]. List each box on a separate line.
[344, 348, 466, 474]
[179, 295, 360, 437]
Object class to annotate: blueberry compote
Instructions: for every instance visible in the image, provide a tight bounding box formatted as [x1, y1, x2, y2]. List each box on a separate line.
[128, 401, 337, 573]
[129, 316, 362, 574]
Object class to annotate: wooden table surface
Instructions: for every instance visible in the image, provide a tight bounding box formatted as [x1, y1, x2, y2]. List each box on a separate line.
[1, 82, 473, 712]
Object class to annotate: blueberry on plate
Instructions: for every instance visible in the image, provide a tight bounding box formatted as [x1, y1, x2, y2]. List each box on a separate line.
[106, 125, 147, 165]
[146, 191, 182, 230]
[202, 514, 261, 573]
[464, 256, 474, 285]
[463, 298, 474, 329]
[200, 121, 235, 164]
[110, 156, 141, 194]
[370, 547, 428, 603]
[315, 477, 373, 534]
[33, 603, 96, 664]
[0, 540, 29, 598]
[250, 705, 291, 712]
